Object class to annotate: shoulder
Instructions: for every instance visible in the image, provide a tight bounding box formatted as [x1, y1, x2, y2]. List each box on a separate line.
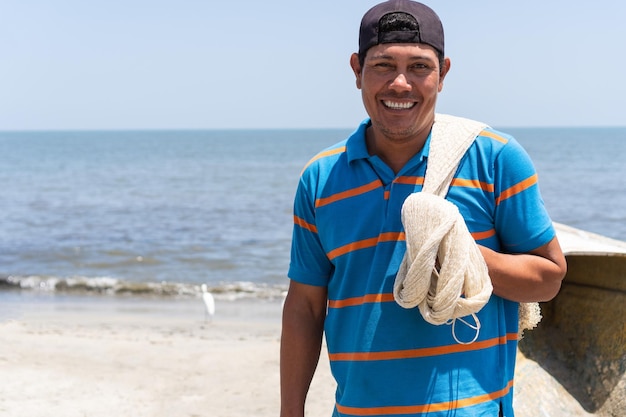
[434, 114, 522, 158]
[300, 120, 369, 179]
[472, 127, 532, 165]
[475, 127, 514, 150]
[301, 140, 348, 176]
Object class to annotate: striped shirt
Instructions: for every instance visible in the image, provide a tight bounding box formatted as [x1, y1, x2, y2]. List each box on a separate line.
[288, 118, 555, 416]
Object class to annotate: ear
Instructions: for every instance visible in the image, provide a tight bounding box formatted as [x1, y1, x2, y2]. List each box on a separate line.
[350, 53, 363, 90]
[438, 57, 451, 92]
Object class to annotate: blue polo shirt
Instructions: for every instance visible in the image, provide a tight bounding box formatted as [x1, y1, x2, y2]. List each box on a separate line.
[288, 118, 555, 416]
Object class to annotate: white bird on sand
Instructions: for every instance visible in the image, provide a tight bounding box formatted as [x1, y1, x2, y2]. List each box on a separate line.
[201, 284, 215, 322]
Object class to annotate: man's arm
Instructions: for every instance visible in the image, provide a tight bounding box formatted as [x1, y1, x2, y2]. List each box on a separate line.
[280, 280, 328, 417]
[479, 236, 567, 303]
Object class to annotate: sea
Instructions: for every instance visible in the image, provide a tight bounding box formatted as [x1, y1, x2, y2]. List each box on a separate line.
[1, 127, 625, 306]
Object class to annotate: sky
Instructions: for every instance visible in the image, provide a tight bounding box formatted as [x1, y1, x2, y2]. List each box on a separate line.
[2, 0, 625, 130]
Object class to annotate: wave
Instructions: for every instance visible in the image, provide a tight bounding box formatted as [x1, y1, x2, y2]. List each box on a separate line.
[0, 275, 287, 301]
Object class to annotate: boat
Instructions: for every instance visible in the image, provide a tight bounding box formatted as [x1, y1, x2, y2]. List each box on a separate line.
[514, 222, 626, 416]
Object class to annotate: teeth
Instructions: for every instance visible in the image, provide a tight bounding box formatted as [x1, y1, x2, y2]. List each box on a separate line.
[383, 101, 414, 109]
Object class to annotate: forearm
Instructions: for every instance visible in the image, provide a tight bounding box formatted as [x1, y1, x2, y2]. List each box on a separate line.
[479, 237, 567, 303]
[280, 283, 327, 417]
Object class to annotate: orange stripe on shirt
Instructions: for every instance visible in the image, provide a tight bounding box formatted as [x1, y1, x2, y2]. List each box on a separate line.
[301, 146, 346, 172]
[327, 232, 404, 260]
[394, 176, 425, 185]
[496, 174, 537, 205]
[450, 178, 494, 193]
[316, 179, 383, 208]
[329, 334, 516, 362]
[480, 130, 509, 144]
[328, 292, 396, 308]
[293, 215, 317, 233]
[335, 379, 514, 416]
[471, 228, 496, 241]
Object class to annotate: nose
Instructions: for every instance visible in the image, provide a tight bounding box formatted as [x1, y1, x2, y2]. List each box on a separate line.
[389, 73, 412, 92]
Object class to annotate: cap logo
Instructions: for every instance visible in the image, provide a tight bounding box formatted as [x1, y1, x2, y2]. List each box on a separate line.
[379, 29, 421, 45]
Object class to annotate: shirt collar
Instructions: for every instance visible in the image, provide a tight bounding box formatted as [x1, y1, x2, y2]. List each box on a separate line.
[346, 118, 433, 167]
[346, 119, 371, 164]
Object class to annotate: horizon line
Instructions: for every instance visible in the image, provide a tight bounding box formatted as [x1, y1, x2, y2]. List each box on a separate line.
[2, 124, 626, 133]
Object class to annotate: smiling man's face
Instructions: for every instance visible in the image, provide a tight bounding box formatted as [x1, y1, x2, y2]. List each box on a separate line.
[351, 42, 450, 146]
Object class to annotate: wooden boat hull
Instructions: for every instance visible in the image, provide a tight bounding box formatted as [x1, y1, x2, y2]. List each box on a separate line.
[515, 223, 626, 416]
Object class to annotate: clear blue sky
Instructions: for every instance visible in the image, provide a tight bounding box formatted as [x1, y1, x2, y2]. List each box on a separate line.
[2, 0, 625, 130]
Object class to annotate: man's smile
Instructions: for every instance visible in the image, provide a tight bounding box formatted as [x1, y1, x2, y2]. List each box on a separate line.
[382, 100, 416, 110]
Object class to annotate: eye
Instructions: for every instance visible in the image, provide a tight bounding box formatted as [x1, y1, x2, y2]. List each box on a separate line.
[370, 61, 394, 71]
[408, 64, 436, 76]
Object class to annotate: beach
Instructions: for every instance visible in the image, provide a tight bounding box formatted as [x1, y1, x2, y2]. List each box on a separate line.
[2, 127, 624, 416]
[1, 293, 603, 417]
[0, 295, 336, 417]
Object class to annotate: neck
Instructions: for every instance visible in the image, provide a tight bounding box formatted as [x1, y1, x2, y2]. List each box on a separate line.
[365, 122, 432, 174]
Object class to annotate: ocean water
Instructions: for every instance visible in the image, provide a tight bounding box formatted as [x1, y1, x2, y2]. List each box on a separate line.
[0, 127, 624, 300]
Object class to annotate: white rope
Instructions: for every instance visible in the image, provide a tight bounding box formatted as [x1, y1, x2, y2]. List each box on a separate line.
[393, 114, 540, 343]
[422, 114, 487, 197]
[394, 193, 492, 339]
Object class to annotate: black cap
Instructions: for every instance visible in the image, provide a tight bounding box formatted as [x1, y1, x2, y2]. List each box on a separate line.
[358, 0, 444, 59]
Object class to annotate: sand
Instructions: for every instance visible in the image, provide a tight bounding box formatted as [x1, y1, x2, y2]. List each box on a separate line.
[0, 294, 597, 417]
[0, 295, 335, 417]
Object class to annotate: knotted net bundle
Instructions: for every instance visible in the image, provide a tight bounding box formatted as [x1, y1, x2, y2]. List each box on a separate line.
[393, 193, 492, 332]
[393, 114, 541, 342]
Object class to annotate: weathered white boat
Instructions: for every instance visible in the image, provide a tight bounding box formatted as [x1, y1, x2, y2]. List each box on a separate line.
[514, 223, 626, 417]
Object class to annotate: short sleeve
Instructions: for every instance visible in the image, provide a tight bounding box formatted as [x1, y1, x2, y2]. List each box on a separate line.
[493, 138, 555, 253]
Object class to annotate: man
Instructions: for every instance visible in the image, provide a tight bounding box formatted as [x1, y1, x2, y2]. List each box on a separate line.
[280, 1, 567, 416]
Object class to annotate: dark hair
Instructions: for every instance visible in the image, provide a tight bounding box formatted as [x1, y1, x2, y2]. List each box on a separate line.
[358, 12, 445, 70]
